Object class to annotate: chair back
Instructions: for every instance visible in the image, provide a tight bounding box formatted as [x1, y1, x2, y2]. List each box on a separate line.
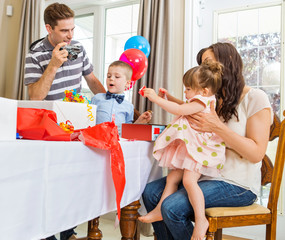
[262, 111, 285, 213]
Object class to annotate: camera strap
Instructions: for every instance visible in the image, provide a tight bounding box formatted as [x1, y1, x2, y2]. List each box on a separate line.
[29, 37, 45, 51]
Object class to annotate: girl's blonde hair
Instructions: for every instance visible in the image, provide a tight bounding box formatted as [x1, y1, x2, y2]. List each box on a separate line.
[183, 60, 223, 95]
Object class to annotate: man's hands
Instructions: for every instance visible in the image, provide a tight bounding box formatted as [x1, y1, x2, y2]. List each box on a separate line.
[49, 42, 69, 68]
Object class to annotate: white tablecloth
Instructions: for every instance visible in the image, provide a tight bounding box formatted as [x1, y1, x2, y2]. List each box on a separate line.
[0, 139, 156, 240]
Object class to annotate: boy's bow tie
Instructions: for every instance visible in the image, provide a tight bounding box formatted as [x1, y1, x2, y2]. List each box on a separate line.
[106, 91, 124, 104]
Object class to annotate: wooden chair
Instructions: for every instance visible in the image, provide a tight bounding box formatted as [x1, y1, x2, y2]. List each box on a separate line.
[205, 111, 285, 240]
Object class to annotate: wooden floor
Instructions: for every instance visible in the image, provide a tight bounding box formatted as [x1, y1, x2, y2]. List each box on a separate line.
[223, 234, 251, 240]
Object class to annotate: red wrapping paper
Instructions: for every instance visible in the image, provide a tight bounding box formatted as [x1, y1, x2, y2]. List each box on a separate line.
[17, 108, 71, 141]
[78, 121, 126, 220]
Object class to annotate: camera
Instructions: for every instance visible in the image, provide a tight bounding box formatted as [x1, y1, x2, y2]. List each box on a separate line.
[60, 45, 81, 61]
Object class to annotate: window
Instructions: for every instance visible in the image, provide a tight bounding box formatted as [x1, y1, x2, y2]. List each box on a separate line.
[216, 5, 281, 116]
[214, 3, 282, 211]
[73, 2, 140, 102]
[74, 14, 94, 91]
[104, 3, 139, 101]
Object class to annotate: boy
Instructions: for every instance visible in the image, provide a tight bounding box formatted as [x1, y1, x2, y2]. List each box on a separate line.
[91, 61, 152, 135]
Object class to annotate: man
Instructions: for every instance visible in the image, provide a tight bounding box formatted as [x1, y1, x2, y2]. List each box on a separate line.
[25, 3, 105, 101]
[24, 3, 105, 240]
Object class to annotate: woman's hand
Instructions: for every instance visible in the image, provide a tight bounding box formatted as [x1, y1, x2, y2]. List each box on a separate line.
[158, 88, 168, 98]
[187, 101, 222, 132]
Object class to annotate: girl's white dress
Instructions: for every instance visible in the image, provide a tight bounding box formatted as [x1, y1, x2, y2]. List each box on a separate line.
[153, 95, 226, 177]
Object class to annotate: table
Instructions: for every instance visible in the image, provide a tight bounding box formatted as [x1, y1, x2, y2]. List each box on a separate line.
[0, 139, 156, 240]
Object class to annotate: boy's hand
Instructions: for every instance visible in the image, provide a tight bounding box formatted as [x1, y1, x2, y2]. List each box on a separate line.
[135, 110, 152, 124]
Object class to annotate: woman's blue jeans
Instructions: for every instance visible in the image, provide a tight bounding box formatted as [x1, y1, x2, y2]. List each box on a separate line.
[142, 177, 257, 240]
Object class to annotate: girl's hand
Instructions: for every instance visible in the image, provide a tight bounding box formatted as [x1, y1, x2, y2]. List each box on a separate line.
[158, 88, 168, 98]
[187, 101, 222, 132]
[143, 88, 159, 102]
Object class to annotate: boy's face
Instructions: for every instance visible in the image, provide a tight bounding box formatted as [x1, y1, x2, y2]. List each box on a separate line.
[106, 66, 130, 94]
[46, 18, 75, 47]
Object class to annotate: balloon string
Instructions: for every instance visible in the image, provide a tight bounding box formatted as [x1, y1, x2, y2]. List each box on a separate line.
[87, 103, 95, 122]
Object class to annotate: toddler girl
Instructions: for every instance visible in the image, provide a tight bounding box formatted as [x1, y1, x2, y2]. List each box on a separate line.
[139, 60, 225, 240]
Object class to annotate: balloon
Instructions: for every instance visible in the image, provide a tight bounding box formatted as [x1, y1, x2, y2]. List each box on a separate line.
[119, 49, 148, 81]
[124, 36, 151, 58]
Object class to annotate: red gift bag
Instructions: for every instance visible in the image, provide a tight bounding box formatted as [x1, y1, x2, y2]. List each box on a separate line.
[80, 121, 126, 220]
[17, 108, 71, 141]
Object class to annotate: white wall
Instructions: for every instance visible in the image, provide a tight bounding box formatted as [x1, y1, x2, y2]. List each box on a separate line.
[185, 0, 285, 239]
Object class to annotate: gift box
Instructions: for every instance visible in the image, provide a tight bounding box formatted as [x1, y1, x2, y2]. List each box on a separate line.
[121, 123, 166, 141]
[0, 97, 18, 140]
[17, 100, 96, 130]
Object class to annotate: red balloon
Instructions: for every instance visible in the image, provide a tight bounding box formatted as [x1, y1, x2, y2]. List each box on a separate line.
[119, 49, 148, 80]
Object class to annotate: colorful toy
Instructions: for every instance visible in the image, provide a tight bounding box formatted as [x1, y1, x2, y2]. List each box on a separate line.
[62, 89, 90, 104]
[138, 85, 146, 96]
[59, 120, 74, 134]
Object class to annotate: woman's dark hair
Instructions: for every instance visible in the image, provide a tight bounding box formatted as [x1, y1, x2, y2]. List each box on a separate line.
[44, 3, 74, 29]
[197, 42, 245, 122]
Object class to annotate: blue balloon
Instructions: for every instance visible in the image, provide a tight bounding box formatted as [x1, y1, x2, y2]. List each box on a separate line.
[124, 36, 151, 58]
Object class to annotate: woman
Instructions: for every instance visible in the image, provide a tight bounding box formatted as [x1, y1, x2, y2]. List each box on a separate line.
[141, 42, 273, 240]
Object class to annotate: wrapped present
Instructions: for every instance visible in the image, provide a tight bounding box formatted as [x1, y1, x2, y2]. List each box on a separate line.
[17, 100, 96, 130]
[121, 123, 166, 141]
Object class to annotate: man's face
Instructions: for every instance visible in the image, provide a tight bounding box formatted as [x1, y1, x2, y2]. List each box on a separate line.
[46, 18, 75, 47]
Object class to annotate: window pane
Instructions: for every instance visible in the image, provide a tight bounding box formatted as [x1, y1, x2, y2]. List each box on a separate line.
[106, 5, 132, 35]
[105, 33, 132, 64]
[237, 9, 259, 48]
[74, 14, 94, 90]
[218, 12, 237, 44]
[240, 48, 258, 86]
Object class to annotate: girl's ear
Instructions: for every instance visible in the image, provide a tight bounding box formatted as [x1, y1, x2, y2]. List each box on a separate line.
[202, 87, 210, 96]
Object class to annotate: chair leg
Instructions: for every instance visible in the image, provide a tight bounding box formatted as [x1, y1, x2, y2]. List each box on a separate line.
[206, 228, 222, 240]
[266, 223, 276, 240]
[206, 231, 215, 240]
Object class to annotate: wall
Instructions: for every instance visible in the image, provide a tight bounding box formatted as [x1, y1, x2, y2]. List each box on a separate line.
[0, 0, 23, 99]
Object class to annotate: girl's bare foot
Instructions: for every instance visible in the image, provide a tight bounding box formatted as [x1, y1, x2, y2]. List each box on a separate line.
[138, 208, 163, 223]
[191, 217, 209, 240]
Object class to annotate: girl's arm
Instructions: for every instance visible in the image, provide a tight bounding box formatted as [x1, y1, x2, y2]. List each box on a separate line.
[144, 88, 204, 116]
[189, 101, 271, 163]
[159, 88, 184, 104]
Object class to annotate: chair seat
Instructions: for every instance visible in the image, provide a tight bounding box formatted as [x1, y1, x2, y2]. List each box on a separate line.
[205, 203, 271, 217]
